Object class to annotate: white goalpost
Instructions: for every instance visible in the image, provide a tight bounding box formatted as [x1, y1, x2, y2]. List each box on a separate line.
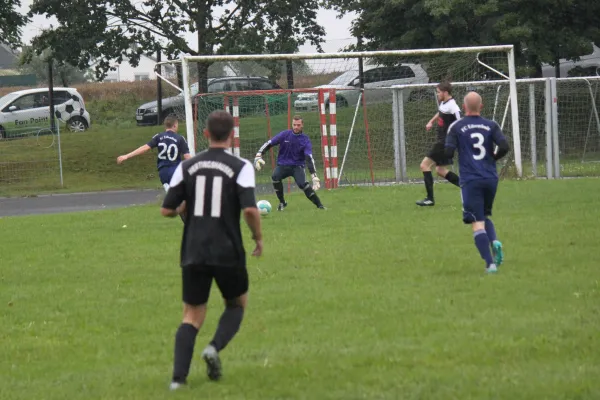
[155, 44, 522, 186]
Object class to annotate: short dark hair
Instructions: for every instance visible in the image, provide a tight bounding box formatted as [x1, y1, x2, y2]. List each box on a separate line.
[164, 114, 178, 129]
[293, 115, 303, 122]
[206, 110, 234, 142]
[437, 81, 452, 95]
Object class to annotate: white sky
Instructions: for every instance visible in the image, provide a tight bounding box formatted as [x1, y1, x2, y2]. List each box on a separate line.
[17, 1, 357, 55]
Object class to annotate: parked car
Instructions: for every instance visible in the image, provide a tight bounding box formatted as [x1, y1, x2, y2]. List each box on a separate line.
[0, 87, 90, 139]
[294, 64, 429, 112]
[136, 76, 287, 126]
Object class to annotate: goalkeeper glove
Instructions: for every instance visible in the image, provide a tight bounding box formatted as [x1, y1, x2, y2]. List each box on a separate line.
[254, 153, 265, 171]
[311, 173, 321, 191]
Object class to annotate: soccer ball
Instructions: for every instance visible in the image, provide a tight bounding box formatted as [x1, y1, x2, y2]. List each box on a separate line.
[54, 95, 86, 125]
[257, 200, 272, 216]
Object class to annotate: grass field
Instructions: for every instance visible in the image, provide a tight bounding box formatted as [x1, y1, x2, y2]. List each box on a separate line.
[2, 179, 599, 400]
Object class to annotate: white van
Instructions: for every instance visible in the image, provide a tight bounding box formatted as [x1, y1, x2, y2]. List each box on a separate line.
[0, 87, 91, 139]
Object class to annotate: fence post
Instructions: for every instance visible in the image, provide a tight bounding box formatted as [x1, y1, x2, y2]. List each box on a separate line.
[529, 84, 537, 177]
[550, 78, 560, 178]
[544, 78, 554, 178]
[392, 89, 402, 183]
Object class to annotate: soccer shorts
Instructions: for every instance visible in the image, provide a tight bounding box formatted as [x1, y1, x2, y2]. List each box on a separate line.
[181, 263, 249, 306]
[272, 165, 308, 189]
[158, 166, 177, 186]
[426, 142, 453, 166]
[460, 178, 498, 224]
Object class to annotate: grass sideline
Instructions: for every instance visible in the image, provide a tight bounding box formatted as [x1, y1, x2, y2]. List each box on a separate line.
[1, 180, 600, 399]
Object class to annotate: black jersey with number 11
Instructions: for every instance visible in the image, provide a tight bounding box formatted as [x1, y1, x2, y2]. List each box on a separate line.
[163, 148, 257, 268]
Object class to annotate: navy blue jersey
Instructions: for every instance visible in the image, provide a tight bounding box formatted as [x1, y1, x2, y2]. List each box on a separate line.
[445, 116, 507, 184]
[147, 130, 190, 171]
[260, 129, 316, 170]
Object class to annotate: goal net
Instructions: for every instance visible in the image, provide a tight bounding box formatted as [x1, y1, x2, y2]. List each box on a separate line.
[156, 45, 520, 188]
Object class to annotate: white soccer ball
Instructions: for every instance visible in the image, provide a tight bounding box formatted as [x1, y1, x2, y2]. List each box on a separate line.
[54, 95, 85, 126]
[257, 200, 272, 216]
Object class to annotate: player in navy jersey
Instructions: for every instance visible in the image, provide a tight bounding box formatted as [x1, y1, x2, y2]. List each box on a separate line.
[117, 115, 191, 191]
[445, 92, 510, 273]
[161, 110, 263, 389]
[416, 81, 462, 207]
[253, 115, 325, 210]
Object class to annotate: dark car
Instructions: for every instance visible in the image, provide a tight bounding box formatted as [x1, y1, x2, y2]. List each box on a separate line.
[136, 76, 287, 126]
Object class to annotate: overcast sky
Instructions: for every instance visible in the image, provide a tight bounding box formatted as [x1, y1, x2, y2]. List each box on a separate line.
[17, 1, 357, 55]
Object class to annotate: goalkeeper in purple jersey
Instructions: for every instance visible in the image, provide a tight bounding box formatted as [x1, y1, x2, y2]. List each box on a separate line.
[445, 92, 510, 273]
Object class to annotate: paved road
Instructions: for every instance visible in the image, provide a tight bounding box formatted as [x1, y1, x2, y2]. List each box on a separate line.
[0, 189, 163, 217]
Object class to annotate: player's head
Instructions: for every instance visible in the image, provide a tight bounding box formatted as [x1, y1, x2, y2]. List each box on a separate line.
[164, 115, 179, 132]
[292, 115, 304, 134]
[205, 110, 234, 146]
[463, 91, 483, 116]
[436, 81, 452, 102]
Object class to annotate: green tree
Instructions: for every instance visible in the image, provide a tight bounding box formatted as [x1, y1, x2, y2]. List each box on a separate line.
[18, 47, 90, 86]
[26, 0, 326, 91]
[0, 0, 28, 48]
[325, 0, 600, 78]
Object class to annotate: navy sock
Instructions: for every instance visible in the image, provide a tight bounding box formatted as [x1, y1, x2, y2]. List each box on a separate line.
[423, 171, 434, 200]
[474, 229, 494, 266]
[485, 218, 497, 243]
[273, 181, 285, 203]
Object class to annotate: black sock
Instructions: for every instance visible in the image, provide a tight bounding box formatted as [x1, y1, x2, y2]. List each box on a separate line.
[445, 171, 460, 187]
[172, 323, 199, 383]
[423, 171, 434, 200]
[210, 306, 244, 352]
[273, 181, 285, 203]
[303, 186, 323, 207]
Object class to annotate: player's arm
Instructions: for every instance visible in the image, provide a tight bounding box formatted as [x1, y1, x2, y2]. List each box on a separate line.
[304, 141, 320, 190]
[161, 164, 186, 218]
[254, 132, 282, 171]
[444, 123, 459, 159]
[237, 161, 263, 257]
[117, 144, 151, 164]
[180, 137, 192, 160]
[426, 112, 439, 130]
[492, 123, 510, 160]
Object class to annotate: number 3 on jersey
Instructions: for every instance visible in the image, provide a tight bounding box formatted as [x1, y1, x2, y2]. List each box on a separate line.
[470, 132, 486, 160]
[194, 175, 223, 217]
[158, 143, 179, 161]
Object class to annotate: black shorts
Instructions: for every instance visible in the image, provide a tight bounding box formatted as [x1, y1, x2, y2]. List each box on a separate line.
[426, 142, 453, 166]
[181, 264, 249, 306]
[272, 165, 308, 189]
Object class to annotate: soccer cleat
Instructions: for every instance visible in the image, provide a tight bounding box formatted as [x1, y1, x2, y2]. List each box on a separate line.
[486, 263, 498, 274]
[317, 204, 326, 210]
[277, 202, 287, 211]
[169, 381, 186, 391]
[201, 345, 222, 381]
[492, 240, 504, 266]
[416, 198, 435, 207]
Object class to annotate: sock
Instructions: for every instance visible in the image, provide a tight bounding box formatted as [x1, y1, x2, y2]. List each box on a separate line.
[210, 306, 244, 352]
[273, 181, 285, 203]
[303, 186, 323, 207]
[445, 171, 460, 187]
[474, 229, 494, 266]
[423, 171, 434, 200]
[172, 323, 199, 383]
[485, 218, 497, 243]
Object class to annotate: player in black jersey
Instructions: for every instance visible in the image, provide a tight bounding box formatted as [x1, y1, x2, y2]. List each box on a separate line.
[117, 115, 190, 192]
[416, 82, 462, 207]
[161, 110, 263, 390]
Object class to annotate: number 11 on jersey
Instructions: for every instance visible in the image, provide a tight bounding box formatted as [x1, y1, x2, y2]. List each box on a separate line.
[194, 175, 223, 217]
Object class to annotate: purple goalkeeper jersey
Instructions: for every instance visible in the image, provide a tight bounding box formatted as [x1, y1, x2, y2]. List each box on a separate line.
[266, 129, 314, 168]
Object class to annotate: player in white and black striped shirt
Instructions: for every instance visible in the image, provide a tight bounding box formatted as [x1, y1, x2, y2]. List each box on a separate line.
[416, 81, 462, 207]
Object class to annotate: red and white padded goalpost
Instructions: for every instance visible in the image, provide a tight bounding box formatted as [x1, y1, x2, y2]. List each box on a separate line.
[193, 88, 373, 190]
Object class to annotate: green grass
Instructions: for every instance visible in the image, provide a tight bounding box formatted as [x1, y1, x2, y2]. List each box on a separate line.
[1, 179, 600, 399]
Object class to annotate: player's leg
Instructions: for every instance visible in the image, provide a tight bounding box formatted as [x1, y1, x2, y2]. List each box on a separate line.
[417, 155, 435, 206]
[202, 264, 250, 381]
[435, 164, 460, 187]
[272, 166, 292, 211]
[483, 179, 503, 266]
[160, 167, 185, 222]
[170, 266, 213, 390]
[462, 182, 496, 272]
[293, 166, 325, 209]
